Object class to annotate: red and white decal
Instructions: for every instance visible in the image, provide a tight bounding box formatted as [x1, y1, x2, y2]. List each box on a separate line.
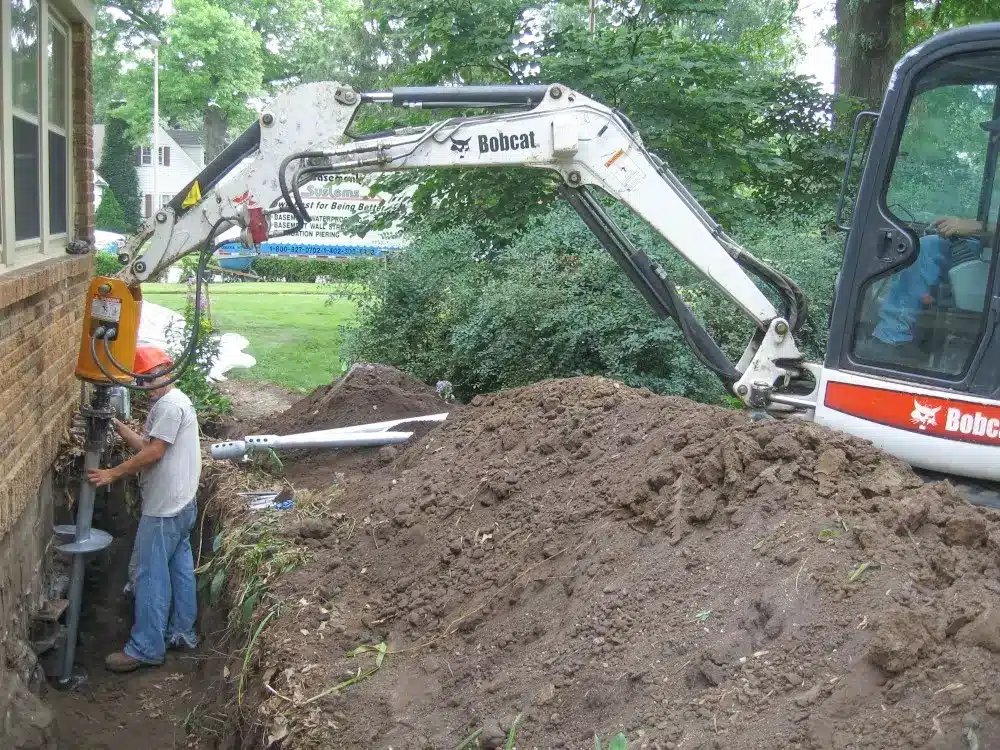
[232, 190, 258, 208]
[824, 381, 1000, 446]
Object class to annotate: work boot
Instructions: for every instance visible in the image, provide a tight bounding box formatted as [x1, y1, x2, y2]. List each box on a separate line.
[105, 650, 156, 673]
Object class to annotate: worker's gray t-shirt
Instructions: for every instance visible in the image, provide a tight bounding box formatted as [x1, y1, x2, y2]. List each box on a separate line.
[140, 388, 201, 517]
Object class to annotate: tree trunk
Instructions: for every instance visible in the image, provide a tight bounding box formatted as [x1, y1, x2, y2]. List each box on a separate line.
[834, 0, 906, 108]
[203, 103, 228, 163]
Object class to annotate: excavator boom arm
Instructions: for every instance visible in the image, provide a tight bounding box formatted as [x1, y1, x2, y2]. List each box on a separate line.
[111, 82, 808, 405]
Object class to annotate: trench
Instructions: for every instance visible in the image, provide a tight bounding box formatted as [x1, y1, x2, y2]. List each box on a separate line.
[41, 472, 243, 750]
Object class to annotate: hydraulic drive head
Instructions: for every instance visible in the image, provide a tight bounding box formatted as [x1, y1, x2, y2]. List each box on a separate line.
[75, 276, 142, 384]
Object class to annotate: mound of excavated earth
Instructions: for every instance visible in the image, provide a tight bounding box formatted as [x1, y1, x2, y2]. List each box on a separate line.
[255, 363, 457, 485]
[252, 376, 1000, 750]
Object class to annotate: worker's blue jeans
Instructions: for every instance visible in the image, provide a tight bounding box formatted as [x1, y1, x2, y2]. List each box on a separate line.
[124, 500, 199, 664]
[873, 234, 962, 344]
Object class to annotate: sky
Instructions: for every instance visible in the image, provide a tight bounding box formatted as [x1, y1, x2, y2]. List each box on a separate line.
[794, 0, 837, 92]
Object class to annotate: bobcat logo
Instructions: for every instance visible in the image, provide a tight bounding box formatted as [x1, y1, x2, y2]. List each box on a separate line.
[450, 136, 472, 157]
[910, 399, 941, 430]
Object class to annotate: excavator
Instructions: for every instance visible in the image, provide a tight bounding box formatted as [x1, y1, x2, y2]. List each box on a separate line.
[67, 21, 1000, 569]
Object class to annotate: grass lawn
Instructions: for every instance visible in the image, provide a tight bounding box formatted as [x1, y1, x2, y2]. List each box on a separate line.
[145, 283, 357, 393]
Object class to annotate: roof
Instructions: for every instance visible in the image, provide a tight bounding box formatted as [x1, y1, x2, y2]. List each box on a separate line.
[94, 170, 108, 187]
[169, 130, 204, 149]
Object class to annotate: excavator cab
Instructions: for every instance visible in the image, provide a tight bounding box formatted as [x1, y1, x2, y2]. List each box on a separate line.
[820, 23, 1000, 480]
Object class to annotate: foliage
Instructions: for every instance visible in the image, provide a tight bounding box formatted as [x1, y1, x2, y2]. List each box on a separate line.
[351, 0, 842, 242]
[95, 189, 131, 233]
[97, 116, 142, 231]
[344, 203, 844, 404]
[539, 18, 844, 220]
[249, 256, 380, 284]
[95, 252, 125, 277]
[97, 0, 266, 146]
[163, 289, 233, 420]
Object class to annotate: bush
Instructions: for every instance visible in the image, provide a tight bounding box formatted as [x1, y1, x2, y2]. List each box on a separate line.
[95, 253, 124, 277]
[344, 202, 844, 404]
[250, 256, 380, 283]
[97, 116, 142, 231]
[163, 289, 232, 422]
[95, 190, 131, 233]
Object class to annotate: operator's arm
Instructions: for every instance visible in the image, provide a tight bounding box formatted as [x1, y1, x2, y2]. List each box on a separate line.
[935, 216, 996, 238]
[113, 418, 145, 453]
[88, 439, 167, 487]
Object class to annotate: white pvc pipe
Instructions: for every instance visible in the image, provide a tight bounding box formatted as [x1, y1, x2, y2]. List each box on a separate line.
[278, 413, 450, 441]
[211, 430, 414, 460]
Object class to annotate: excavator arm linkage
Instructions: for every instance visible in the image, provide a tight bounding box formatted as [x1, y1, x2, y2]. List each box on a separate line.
[105, 82, 813, 408]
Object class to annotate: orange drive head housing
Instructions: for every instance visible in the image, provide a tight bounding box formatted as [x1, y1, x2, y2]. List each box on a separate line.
[75, 276, 143, 384]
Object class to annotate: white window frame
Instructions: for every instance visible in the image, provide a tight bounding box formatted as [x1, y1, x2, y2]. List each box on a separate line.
[140, 146, 152, 165]
[1, 0, 78, 270]
[46, 9, 70, 240]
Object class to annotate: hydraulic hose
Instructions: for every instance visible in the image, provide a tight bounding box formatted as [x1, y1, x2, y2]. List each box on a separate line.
[91, 220, 222, 389]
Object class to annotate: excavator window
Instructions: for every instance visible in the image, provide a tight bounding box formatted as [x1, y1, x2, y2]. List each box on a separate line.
[852, 52, 1000, 378]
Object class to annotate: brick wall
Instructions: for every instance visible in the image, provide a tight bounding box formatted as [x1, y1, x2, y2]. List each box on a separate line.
[71, 21, 95, 245]
[0, 255, 91, 539]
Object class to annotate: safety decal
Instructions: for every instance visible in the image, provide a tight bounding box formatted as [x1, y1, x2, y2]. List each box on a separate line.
[182, 181, 202, 208]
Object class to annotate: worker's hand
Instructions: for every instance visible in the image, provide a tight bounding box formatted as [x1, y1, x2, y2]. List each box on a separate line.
[87, 467, 119, 487]
[935, 216, 982, 238]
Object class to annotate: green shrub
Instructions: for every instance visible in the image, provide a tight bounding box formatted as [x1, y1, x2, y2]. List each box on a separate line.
[163, 290, 232, 422]
[95, 190, 130, 233]
[344, 202, 844, 405]
[95, 253, 124, 277]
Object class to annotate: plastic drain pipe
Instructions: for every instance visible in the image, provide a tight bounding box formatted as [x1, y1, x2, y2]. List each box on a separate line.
[56, 385, 114, 687]
[210, 413, 450, 461]
[211, 430, 414, 460]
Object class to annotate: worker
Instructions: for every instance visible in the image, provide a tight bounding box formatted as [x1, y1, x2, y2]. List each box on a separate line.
[868, 216, 989, 362]
[87, 345, 202, 673]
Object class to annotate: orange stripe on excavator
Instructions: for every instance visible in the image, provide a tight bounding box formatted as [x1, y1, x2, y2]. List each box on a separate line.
[824, 381, 1000, 446]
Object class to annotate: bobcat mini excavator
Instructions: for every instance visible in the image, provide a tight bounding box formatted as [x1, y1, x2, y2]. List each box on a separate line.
[59, 24, 1000, 682]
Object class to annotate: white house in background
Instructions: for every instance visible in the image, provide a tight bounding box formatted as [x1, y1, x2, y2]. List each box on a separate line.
[93, 123, 205, 217]
[93, 170, 108, 208]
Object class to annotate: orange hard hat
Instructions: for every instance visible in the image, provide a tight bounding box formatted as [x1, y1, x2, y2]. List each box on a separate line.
[133, 345, 173, 375]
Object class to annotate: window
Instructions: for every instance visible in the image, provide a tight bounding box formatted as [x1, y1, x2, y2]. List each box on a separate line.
[852, 55, 1000, 378]
[12, 0, 41, 241]
[160, 194, 171, 208]
[138, 147, 152, 166]
[48, 16, 69, 235]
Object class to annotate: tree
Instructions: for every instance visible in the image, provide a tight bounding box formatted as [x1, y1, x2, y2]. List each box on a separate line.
[97, 116, 143, 230]
[99, 0, 265, 159]
[95, 189, 131, 233]
[833, 0, 906, 108]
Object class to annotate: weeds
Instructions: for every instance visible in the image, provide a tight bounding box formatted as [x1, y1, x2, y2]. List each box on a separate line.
[196, 516, 310, 629]
[595, 733, 629, 749]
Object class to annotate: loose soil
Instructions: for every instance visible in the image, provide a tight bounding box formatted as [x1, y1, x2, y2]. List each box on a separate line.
[215, 379, 298, 425]
[39, 367, 1000, 750]
[242, 374, 1000, 749]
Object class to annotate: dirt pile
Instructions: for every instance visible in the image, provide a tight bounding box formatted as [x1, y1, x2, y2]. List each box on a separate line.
[263, 363, 450, 435]
[249, 376, 1000, 749]
[246, 363, 457, 486]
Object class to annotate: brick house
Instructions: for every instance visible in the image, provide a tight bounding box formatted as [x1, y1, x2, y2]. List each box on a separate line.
[0, 0, 96, 714]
